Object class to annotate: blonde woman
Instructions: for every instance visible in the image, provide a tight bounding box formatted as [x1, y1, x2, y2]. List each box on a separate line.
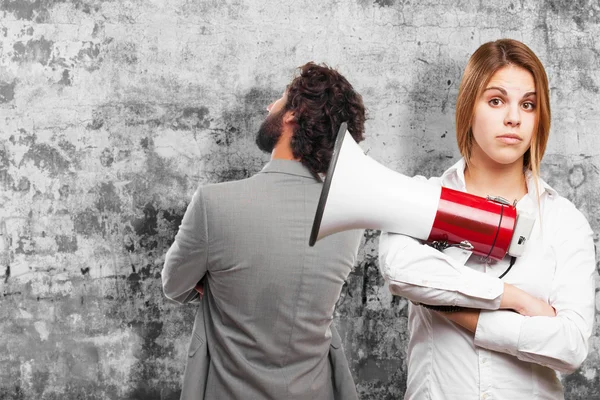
[379, 39, 596, 399]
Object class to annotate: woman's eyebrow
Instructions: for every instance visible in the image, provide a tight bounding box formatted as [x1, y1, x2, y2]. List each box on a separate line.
[483, 86, 507, 95]
[483, 87, 536, 99]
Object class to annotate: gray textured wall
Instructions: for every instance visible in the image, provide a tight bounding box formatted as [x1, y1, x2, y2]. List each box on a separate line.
[1, 0, 599, 399]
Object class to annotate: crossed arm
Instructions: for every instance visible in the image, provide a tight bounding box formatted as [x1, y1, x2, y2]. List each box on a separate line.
[443, 282, 556, 332]
[379, 211, 596, 374]
[162, 187, 209, 305]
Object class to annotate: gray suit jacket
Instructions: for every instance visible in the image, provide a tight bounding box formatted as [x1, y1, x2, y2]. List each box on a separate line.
[162, 159, 362, 400]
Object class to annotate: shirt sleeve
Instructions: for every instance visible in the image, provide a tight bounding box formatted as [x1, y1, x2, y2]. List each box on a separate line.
[474, 203, 596, 374]
[379, 231, 504, 309]
[161, 186, 209, 304]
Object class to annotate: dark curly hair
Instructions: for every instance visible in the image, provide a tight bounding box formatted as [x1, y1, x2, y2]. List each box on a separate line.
[285, 62, 366, 175]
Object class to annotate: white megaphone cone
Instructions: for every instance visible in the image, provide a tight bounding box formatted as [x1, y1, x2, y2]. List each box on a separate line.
[309, 123, 535, 261]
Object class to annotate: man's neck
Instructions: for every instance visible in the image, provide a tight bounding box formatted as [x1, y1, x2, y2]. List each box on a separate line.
[271, 127, 299, 161]
[270, 145, 297, 161]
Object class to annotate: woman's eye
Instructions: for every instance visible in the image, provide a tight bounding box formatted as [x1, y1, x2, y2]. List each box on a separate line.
[489, 98, 502, 106]
[522, 102, 536, 111]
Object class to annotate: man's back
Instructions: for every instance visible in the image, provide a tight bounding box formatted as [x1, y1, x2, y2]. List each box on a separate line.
[184, 160, 362, 399]
[164, 61, 367, 400]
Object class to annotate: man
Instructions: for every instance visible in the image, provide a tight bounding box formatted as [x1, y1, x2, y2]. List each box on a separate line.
[162, 62, 366, 400]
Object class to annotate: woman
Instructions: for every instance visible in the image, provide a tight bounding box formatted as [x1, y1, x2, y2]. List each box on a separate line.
[379, 39, 596, 399]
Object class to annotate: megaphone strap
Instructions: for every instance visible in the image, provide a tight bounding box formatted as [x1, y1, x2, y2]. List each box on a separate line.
[498, 256, 517, 279]
[484, 203, 505, 260]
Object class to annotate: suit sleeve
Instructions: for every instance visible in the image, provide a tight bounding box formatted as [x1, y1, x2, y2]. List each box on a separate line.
[161, 186, 209, 304]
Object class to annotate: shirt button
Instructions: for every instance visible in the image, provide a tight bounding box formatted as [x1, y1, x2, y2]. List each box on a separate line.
[482, 358, 487, 364]
[481, 394, 488, 400]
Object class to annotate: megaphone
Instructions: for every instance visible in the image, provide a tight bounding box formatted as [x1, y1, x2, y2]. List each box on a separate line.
[309, 123, 535, 261]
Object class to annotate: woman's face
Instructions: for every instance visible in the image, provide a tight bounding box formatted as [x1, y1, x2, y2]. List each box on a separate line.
[470, 65, 537, 167]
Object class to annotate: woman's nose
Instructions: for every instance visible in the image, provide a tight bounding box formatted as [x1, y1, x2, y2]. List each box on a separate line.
[504, 106, 521, 127]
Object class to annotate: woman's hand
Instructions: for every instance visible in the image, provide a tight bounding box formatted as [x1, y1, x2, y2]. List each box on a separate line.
[516, 295, 556, 317]
[500, 283, 556, 317]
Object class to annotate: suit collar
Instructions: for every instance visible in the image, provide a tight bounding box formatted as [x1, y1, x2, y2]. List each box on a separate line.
[260, 159, 318, 180]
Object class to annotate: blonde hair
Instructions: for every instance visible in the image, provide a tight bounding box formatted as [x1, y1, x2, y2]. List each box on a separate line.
[456, 39, 551, 191]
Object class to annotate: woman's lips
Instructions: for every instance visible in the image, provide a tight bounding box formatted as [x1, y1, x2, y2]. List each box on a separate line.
[496, 134, 522, 145]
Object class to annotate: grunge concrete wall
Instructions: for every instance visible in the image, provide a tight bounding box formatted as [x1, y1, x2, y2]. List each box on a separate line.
[1, 0, 599, 399]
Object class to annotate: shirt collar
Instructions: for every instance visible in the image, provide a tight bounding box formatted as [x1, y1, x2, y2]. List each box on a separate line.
[439, 158, 468, 192]
[440, 158, 558, 200]
[259, 159, 318, 180]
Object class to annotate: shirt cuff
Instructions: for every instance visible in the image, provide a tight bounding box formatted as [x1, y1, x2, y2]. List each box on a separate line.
[474, 309, 524, 356]
[458, 265, 504, 301]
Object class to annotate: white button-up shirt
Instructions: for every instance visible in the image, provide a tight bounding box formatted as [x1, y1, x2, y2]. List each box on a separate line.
[379, 159, 596, 400]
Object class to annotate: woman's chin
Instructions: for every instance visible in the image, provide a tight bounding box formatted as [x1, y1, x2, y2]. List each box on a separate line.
[474, 149, 525, 167]
[488, 154, 525, 167]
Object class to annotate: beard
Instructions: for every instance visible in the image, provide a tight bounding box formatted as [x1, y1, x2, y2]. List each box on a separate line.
[255, 109, 284, 153]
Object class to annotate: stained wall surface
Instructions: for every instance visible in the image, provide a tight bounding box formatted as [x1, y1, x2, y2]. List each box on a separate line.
[1, 1, 599, 399]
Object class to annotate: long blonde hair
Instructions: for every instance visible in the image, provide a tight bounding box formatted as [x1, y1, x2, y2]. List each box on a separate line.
[455, 39, 551, 191]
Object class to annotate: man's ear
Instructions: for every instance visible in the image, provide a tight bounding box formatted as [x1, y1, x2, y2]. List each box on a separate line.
[283, 110, 296, 125]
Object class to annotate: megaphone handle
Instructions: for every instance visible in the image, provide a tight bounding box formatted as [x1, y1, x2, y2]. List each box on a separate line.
[429, 240, 474, 252]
